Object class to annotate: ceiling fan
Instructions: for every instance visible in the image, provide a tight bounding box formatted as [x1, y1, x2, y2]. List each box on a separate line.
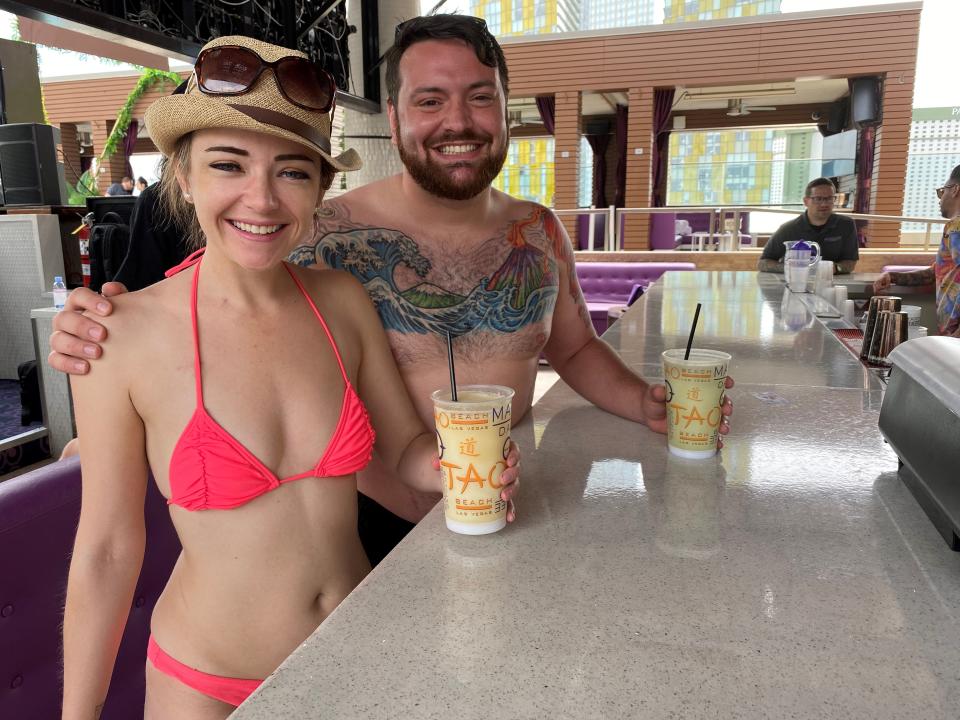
[726, 98, 776, 116]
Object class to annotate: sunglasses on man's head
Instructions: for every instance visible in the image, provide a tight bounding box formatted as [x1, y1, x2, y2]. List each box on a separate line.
[194, 46, 337, 114]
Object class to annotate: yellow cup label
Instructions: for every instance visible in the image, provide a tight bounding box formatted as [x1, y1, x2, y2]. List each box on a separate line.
[434, 399, 511, 526]
[663, 360, 727, 452]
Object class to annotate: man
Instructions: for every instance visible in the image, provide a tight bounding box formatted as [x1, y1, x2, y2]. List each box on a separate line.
[49, 15, 733, 561]
[105, 176, 134, 196]
[758, 177, 859, 275]
[873, 165, 960, 337]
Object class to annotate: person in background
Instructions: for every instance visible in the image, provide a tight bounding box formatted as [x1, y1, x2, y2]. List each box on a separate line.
[873, 164, 960, 337]
[105, 176, 134, 196]
[758, 177, 859, 275]
[60, 35, 520, 719]
[134, 177, 148, 195]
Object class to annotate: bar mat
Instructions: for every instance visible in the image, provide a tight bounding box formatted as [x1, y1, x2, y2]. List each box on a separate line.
[833, 328, 864, 358]
[833, 328, 889, 369]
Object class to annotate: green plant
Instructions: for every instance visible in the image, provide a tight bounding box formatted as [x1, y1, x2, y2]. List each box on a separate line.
[96, 67, 182, 172]
[66, 68, 182, 204]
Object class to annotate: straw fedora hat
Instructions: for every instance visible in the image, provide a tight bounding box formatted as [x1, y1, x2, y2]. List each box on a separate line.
[145, 35, 361, 172]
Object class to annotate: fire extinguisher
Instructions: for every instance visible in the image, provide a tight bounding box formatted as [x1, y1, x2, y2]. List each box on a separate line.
[72, 212, 95, 287]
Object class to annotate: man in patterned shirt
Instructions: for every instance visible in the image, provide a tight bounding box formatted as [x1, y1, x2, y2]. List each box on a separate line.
[873, 164, 960, 336]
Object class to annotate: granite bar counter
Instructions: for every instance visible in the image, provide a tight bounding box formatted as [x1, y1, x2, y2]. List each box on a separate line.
[233, 271, 960, 719]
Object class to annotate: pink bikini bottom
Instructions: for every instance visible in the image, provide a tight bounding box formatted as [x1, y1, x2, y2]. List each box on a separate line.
[147, 635, 263, 707]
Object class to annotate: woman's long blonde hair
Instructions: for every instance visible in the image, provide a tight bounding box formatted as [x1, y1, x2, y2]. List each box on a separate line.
[158, 133, 338, 251]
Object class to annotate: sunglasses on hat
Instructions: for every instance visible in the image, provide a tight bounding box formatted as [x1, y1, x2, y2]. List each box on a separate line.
[194, 45, 337, 114]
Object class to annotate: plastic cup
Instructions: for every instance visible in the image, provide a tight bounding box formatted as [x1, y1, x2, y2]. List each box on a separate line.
[431, 385, 514, 535]
[661, 349, 730, 459]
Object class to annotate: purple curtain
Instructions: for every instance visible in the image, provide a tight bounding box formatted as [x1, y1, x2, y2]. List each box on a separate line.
[615, 104, 628, 208]
[854, 125, 876, 248]
[651, 88, 675, 207]
[123, 119, 138, 177]
[585, 133, 609, 208]
[536, 96, 555, 135]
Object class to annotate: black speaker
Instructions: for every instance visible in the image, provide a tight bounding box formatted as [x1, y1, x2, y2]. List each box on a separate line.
[86, 195, 137, 226]
[818, 98, 848, 137]
[0, 123, 63, 206]
[851, 76, 881, 128]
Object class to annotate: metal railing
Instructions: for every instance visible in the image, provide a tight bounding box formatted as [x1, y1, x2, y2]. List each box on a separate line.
[556, 205, 947, 251]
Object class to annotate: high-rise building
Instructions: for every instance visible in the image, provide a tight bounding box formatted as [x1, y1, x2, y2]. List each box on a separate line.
[903, 107, 960, 237]
[582, 0, 654, 30]
[493, 137, 556, 206]
[666, 126, 820, 207]
[471, 0, 655, 36]
[663, 0, 780, 24]
[469, 0, 580, 37]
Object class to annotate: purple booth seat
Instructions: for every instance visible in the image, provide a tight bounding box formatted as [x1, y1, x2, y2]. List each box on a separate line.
[576, 261, 696, 335]
[0, 456, 181, 720]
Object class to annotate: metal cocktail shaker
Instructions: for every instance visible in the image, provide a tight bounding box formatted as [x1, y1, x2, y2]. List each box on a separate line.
[876, 311, 910, 367]
[868, 310, 892, 364]
[861, 296, 901, 360]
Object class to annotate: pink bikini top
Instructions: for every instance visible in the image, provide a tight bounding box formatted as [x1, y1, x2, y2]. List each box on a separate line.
[165, 251, 375, 511]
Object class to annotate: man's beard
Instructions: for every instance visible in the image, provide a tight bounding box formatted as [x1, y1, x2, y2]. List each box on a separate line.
[396, 128, 508, 201]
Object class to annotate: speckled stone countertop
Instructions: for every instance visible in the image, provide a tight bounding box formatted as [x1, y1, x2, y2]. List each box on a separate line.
[232, 272, 960, 719]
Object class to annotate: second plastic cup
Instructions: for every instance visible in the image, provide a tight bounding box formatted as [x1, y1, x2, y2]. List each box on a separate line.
[661, 349, 731, 459]
[431, 385, 514, 535]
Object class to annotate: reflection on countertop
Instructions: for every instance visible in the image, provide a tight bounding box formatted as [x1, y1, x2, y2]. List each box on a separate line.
[232, 271, 960, 720]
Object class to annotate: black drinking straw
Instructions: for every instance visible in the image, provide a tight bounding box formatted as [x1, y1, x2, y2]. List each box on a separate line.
[445, 331, 458, 401]
[684, 303, 702, 360]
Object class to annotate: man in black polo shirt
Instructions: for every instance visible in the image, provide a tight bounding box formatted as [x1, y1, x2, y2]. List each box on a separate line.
[758, 177, 859, 275]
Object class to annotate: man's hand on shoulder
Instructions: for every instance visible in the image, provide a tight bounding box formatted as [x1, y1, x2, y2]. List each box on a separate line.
[48, 283, 128, 375]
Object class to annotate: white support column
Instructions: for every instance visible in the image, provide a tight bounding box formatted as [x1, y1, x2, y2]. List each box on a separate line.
[342, 0, 418, 190]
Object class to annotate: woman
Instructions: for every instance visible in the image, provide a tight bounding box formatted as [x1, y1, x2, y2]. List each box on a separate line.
[61, 36, 519, 720]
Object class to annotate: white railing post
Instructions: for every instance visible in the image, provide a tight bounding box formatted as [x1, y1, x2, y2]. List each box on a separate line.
[587, 207, 596, 252]
[607, 205, 616, 252]
[924, 222, 931, 251]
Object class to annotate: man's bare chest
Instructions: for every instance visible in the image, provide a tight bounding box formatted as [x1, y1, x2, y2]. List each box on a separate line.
[291, 212, 562, 345]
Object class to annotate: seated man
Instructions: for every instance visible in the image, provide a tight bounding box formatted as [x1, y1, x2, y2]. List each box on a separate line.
[758, 177, 858, 275]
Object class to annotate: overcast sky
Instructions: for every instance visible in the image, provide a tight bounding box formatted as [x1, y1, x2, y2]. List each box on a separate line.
[2, 1, 955, 108]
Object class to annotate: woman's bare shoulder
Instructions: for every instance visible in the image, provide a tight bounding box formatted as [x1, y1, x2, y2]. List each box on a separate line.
[86, 271, 190, 356]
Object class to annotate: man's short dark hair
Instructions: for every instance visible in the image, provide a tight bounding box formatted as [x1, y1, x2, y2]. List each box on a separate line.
[949, 164, 960, 185]
[804, 177, 836, 197]
[121, 176, 134, 184]
[384, 14, 509, 107]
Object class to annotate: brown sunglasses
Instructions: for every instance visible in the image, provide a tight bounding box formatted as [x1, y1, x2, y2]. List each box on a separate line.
[195, 45, 337, 114]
